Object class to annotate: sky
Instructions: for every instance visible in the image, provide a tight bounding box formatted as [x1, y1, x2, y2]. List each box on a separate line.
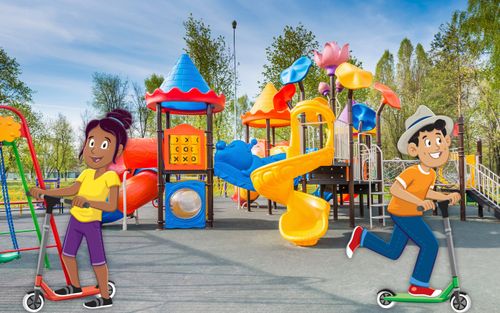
[0, 0, 468, 130]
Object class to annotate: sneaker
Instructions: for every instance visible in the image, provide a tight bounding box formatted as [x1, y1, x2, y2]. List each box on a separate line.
[54, 285, 82, 297]
[83, 297, 113, 309]
[408, 285, 442, 297]
[346, 226, 364, 258]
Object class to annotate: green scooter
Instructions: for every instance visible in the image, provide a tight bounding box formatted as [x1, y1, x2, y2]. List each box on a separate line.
[376, 200, 471, 312]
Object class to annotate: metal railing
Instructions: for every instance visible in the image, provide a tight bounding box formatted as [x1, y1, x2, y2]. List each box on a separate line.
[469, 163, 500, 206]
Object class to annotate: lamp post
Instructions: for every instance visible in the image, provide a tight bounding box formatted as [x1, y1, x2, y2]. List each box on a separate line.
[232, 20, 237, 140]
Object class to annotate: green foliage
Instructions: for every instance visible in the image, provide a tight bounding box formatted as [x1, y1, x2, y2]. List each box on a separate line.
[0, 48, 33, 103]
[260, 24, 327, 99]
[144, 73, 164, 94]
[182, 14, 235, 142]
[45, 114, 77, 178]
[91, 72, 130, 114]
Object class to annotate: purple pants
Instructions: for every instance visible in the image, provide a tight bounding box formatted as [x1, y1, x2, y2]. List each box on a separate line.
[62, 216, 107, 266]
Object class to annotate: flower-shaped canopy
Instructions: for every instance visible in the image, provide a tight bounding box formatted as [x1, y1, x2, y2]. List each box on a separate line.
[273, 84, 296, 112]
[0, 116, 21, 142]
[335, 63, 373, 90]
[145, 54, 225, 115]
[352, 103, 376, 131]
[280, 56, 312, 85]
[241, 83, 291, 128]
[318, 82, 330, 96]
[313, 42, 350, 75]
[373, 82, 401, 109]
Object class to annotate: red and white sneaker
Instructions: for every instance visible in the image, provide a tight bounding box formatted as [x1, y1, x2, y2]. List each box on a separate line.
[408, 285, 442, 297]
[346, 226, 364, 258]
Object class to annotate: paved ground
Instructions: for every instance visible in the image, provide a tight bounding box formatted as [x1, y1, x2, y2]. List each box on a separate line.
[0, 197, 499, 313]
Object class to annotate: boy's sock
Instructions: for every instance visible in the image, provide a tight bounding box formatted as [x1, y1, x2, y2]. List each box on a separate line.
[55, 285, 83, 296]
[83, 297, 113, 309]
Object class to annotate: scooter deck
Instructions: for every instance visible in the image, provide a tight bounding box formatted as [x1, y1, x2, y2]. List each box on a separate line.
[384, 293, 450, 303]
[41, 280, 100, 301]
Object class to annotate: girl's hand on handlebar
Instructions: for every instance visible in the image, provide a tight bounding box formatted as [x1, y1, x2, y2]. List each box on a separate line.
[72, 196, 89, 208]
[420, 200, 435, 211]
[29, 187, 44, 200]
[447, 192, 461, 206]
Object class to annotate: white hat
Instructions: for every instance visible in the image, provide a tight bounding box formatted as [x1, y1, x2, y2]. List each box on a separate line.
[397, 105, 453, 155]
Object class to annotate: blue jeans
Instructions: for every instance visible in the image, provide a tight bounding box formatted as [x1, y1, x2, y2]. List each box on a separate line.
[361, 215, 438, 287]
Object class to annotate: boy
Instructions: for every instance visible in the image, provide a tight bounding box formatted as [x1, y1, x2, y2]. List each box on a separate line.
[346, 105, 461, 297]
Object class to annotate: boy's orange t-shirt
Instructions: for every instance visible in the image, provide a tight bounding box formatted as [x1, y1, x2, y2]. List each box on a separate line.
[387, 164, 436, 216]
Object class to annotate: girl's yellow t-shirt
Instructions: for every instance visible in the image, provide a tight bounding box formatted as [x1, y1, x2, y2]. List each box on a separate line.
[71, 169, 121, 222]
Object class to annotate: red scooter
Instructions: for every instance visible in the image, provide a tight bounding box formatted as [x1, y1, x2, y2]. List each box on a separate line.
[22, 194, 115, 312]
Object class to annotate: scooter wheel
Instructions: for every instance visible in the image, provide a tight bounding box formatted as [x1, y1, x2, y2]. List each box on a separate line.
[22, 291, 44, 313]
[108, 281, 117, 299]
[450, 292, 471, 312]
[376, 289, 396, 309]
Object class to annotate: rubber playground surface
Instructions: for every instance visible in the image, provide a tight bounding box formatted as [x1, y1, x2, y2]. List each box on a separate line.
[0, 197, 499, 313]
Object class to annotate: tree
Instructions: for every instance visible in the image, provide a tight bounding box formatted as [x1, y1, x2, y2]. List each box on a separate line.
[144, 73, 164, 94]
[91, 72, 130, 114]
[130, 82, 150, 138]
[465, 0, 500, 88]
[0, 48, 33, 103]
[260, 24, 326, 98]
[46, 114, 77, 179]
[183, 15, 234, 141]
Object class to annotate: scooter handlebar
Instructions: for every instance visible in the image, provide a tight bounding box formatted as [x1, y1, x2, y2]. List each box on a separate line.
[27, 192, 90, 212]
[416, 200, 450, 218]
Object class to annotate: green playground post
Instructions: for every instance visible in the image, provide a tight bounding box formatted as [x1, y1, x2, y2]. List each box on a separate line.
[9, 141, 50, 268]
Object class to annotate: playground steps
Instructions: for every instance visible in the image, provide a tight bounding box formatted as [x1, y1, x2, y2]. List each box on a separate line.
[368, 179, 389, 228]
[466, 189, 500, 219]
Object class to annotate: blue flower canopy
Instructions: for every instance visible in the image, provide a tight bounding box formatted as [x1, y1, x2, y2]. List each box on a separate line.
[280, 56, 313, 85]
[352, 103, 376, 131]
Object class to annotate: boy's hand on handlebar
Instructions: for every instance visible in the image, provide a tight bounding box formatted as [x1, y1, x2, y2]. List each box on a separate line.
[29, 187, 44, 200]
[447, 192, 461, 205]
[72, 196, 89, 208]
[420, 200, 435, 211]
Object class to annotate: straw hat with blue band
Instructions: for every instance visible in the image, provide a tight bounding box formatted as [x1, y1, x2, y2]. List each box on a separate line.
[397, 105, 454, 155]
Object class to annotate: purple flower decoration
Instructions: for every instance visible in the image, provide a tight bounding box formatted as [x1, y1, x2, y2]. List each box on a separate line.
[313, 42, 350, 75]
[336, 80, 344, 93]
[318, 82, 330, 96]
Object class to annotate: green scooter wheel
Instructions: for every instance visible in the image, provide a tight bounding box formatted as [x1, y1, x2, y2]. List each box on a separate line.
[376, 289, 396, 309]
[450, 292, 471, 313]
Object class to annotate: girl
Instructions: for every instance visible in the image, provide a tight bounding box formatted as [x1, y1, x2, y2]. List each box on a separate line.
[30, 109, 132, 309]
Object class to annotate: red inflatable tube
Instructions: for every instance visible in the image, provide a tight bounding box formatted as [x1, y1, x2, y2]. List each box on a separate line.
[118, 170, 158, 215]
[123, 138, 158, 169]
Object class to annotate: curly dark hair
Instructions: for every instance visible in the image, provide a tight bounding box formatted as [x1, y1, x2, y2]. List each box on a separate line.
[79, 109, 133, 163]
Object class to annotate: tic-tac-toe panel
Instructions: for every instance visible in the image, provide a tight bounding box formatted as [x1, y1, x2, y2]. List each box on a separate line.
[164, 124, 206, 170]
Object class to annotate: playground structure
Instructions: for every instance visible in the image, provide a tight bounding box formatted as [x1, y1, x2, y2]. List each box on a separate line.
[146, 53, 225, 229]
[2, 44, 497, 249]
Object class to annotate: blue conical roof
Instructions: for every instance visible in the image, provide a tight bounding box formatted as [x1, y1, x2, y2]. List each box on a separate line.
[160, 54, 209, 93]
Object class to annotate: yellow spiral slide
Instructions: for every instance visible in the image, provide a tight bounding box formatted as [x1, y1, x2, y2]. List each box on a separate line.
[251, 99, 335, 246]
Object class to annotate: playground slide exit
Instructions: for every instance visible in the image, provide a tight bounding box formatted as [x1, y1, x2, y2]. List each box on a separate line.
[251, 99, 335, 246]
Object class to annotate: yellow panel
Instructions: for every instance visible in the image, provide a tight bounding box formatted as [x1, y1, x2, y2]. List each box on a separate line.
[181, 154, 189, 164]
[190, 154, 200, 164]
[190, 145, 199, 154]
[181, 135, 190, 145]
[170, 135, 180, 145]
[170, 154, 179, 164]
[190, 135, 200, 144]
